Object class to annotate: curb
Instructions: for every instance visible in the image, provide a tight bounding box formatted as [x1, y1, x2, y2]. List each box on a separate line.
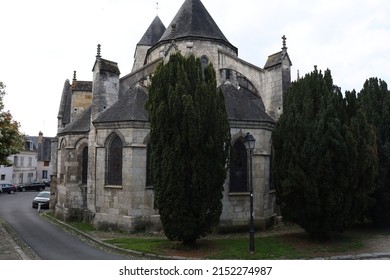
[318, 252, 390, 260]
[42, 213, 193, 260]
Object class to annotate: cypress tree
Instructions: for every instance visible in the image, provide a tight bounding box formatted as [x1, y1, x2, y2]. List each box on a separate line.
[272, 69, 376, 238]
[146, 53, 230, 246]
[358, 78, 390, 227]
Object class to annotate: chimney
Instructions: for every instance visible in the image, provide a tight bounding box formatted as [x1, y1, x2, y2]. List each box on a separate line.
[38, 131, 43, 144]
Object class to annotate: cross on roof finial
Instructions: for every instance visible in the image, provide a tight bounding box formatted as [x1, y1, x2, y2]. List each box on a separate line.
[96, 44, 101, 58]
[73, 71, 77, 81]
[282, 35, 287, 50]
[156, 2, 159, 16]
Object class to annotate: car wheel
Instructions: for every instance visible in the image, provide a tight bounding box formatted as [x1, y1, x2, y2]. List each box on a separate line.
[21, 188, 26, 192]
[38, 187, 43, 191]
[9, 190, 15, 194]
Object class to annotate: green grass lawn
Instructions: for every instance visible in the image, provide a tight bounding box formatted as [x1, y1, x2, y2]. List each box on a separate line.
[103, 233, 364, 259]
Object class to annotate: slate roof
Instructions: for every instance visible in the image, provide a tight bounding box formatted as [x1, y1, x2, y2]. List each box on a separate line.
[58, 106, 91, 135]
[158, 0, 237, 53]
[93, 81, 272, 125]
[57, 79, 72, 126]
[99, 59, 121, 75]
[93, 84, 149, 124]
[264, 50, 292, 69]
[221, 82, 274, 123]
[72, 80, 93, 92]
[38, 137, 53, 161]
[138, 16, 166, 46]
[26, 136, 53, 161]
[92, 58, 121, 75]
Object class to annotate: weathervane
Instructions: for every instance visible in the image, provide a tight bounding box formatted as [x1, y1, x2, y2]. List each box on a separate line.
[156, 2, 159, 16]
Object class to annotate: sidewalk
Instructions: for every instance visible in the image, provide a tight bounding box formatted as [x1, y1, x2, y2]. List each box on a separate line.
[0, 218, 40, 260]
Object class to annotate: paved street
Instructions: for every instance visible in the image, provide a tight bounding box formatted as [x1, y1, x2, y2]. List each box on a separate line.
[0, 190, 140, 260]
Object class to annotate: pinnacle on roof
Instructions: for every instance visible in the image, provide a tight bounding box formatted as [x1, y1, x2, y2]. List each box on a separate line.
[158, 0, 236, 52]
[138, 16, 166, 46]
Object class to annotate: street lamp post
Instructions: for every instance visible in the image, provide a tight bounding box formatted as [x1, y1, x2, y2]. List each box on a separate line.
[244, 132, 255, 254]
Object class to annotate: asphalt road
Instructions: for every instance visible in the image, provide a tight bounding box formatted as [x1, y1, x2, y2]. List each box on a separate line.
[0, 188, 136, 260]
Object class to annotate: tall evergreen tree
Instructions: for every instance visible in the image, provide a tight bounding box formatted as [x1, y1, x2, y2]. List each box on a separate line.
[358, 78, 390, 227]
[272, 69, 377, 238]
[146, 53, 230, 246]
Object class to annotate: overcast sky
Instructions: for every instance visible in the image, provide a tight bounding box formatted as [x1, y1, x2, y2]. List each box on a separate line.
[1, 0, 389, 137]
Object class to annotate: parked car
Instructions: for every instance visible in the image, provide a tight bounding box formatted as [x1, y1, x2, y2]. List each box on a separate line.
[0, 183, 17, 194]
[18, 182, 46, 192]
[32, 191, 50, 209]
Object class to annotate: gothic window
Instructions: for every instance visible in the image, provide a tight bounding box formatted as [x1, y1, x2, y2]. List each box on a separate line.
[146, 143, 153, 187]
[226, 69, 231, 80]
[81, 146, 88, 184]
[229, 139, 248, 193]
[106, 135, 123, 185]
[200, 55, 209, 80]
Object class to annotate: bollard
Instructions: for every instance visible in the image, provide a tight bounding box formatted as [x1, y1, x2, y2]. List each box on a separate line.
[38, 203, 41, 213]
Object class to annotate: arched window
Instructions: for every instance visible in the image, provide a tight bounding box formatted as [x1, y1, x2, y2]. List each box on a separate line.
[81, 146, 88, 184]
[229, 139, 248, 192]
[106, 135, 123, 185]
[60, 141, 66, 184]
[200, 55, 209, 80]
[146, 143, 153, 187]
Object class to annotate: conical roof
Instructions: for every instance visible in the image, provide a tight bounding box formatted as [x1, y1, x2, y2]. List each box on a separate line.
[138, 16, 166, 46]
[158, 0, 236, 52]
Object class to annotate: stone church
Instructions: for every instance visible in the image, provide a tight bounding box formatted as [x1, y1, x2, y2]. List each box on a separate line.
[51, 0, 292, 232]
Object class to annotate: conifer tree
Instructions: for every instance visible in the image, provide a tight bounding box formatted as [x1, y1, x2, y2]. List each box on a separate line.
[272, 69, 376, 238]
[358, 78, 390, 227]
[146, 53, 230, 246]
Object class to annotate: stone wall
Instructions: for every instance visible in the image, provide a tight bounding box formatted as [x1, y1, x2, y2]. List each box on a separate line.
[88, 125, 160, 231]
[54, 134, 89, 221]
[70, 90, 92, 123]
[219, 126, 275, 231]
[146, 39, 237, 86]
